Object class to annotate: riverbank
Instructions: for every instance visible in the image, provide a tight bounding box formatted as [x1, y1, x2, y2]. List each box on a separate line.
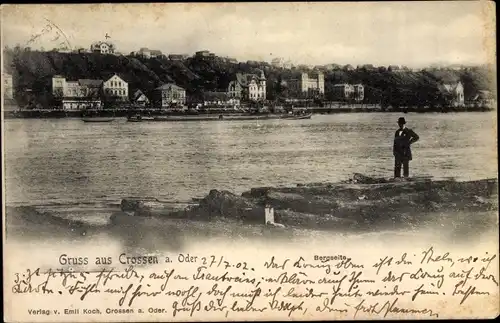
[2, 105, 495, 119]
[5, 174, 498, 241]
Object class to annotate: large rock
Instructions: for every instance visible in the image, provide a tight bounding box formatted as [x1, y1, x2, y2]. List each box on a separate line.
[275, 209, 357, 229]
[120, 198, 191, 218]
[264, 191, 340, 215]
[196, 189, 264, 222]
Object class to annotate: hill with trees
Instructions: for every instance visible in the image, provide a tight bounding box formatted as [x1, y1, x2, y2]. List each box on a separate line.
[3, 46, 495, 109]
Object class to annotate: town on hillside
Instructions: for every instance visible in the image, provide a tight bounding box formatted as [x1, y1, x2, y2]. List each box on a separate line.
[2, 37, 496, 117]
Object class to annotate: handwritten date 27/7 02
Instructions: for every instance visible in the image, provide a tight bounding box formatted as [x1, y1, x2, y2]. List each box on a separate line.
[200, 255, 255, 271]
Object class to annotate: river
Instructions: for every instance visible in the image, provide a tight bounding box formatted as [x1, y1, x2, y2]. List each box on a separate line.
[4, 112, 497, 207]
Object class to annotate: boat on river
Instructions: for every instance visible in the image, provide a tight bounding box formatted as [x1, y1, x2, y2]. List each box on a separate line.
[127, 115, 155, 122]
[81, 117, 115, 123]
[282, 113, 312, 120]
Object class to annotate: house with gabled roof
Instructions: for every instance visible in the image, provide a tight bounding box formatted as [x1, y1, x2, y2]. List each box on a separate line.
[227, 70, 266, 101]
[153, 83, 186, 108]
[131, 89, 150, 107]
[437, 81, 464, 107]
[103, 73, 129, 101]
[90, 41, 115, 54]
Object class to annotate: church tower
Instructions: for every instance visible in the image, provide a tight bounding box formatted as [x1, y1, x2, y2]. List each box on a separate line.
[259, 70, 267, 100]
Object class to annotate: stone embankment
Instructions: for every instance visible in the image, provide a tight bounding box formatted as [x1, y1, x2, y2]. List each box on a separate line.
[113, 173, 498, 230]
[5, 173, 497, 237]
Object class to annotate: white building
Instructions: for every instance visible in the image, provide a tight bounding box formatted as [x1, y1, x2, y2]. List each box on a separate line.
[271, 57, 293, 69]
[227, 70, 266, 101]
[3, 73, 13, 100]
[52, 76, 103, 98]
[90, 41, 115, 54]
[332, 83, 355, 101]
[103, 74, 129, 101]
[353, 84, 365, 102]
[438, 81, 465, 107]
[287, 72, 325, 98]
[51, 75, 103, 110]
[153, 83, 186, 107]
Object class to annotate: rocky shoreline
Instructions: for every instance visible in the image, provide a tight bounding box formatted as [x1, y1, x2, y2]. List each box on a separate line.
[5, 174, 498, 237]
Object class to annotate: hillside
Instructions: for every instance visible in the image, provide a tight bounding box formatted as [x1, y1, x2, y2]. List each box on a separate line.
[3, 48, 496, 108]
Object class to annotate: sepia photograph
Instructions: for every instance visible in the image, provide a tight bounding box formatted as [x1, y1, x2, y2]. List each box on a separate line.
[2, 1, 498, 321]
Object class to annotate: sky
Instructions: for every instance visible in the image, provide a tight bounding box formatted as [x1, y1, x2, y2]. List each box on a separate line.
[1, 2, 495, 68]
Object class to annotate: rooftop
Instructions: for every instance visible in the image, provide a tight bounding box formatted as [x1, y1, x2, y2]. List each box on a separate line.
[78, 79, 103, 87]
[156, 83, 185, 91]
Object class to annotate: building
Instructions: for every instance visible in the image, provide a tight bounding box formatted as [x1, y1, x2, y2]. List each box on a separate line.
[153, 83, 186, 108]
[90, 41, 115, 54]
[3, 73, 13, 100]
[138, 48, 151, 58]
[471, 90, 495, 107]
[131, 89, 150, 107]
[332, 84, 355, 101]
[51, 75, 103, 110]
[73, 47, 90, 54]
[137, 48, 163, 58]
[195, 50, 211, 58]
[271, 58, 284, 68]
[52, 76, 102, 98]
[287, 72, 324, 99]
[353, 84, 365, 102]
[150, 50, 163, 58]
[226, 57, 238, 64]
[438, 81, 465, 107]
[61, 98, 102, 110]
[202, 91, 240, 107]
[52, 75, 66, 97]
[227, 70, 266, 101]
[103, 74, 129, 101]
[271, 57, 293, 69]
[168, 54, 189, 61]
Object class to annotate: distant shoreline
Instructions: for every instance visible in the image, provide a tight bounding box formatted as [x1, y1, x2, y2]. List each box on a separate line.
[2, 106, 495, 119]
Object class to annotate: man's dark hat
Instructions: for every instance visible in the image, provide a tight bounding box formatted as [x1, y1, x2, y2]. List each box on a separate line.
[398, 117, 406, 124]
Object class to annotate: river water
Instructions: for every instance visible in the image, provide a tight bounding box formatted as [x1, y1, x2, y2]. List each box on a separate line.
[3, 112, 497, 207]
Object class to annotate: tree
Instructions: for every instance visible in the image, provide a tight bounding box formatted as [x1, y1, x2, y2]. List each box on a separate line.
[53, 87, 64, 99]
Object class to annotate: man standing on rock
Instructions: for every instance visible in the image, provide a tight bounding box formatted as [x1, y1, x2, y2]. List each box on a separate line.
[393, 117, 419, 179]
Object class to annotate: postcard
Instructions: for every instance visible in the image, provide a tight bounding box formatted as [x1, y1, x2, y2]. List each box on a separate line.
[1, 1, 498, 322]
